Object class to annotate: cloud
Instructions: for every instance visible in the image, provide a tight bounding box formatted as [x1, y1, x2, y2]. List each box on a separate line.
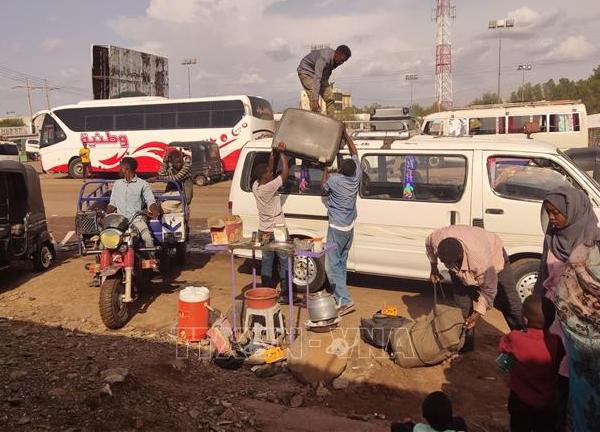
[146, 0, 201, 23]
[237, 72, 266, 85]
[133, 41, 164, 55]
[60, 68, 79, 80]
[545, 35, 596, 62]
[507, 6, 541, 27]
[264, 37, 294, 62]
[42, 38, 64, 51]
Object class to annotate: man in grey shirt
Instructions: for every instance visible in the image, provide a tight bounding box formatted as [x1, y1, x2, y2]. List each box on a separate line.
[297, 45, 351, 116]
[252, 142, 290, 303]
[107, 157, 160, 248]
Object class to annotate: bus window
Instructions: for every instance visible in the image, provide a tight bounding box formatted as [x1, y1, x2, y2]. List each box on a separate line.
[40, 115, 66, 148]
[249, 97, 274, 121]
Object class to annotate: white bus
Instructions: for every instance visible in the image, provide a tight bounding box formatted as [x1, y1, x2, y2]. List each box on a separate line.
[421, 100, 588, 149]
[33, 95, 275, 178]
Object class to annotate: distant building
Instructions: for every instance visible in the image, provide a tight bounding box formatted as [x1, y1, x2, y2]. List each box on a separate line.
[299, 87, 352, 114]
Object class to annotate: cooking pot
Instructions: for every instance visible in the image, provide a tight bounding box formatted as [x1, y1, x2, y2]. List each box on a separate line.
[308, 291, 338, 322]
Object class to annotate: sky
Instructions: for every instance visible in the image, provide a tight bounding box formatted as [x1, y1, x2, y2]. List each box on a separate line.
[1, 0, 599, 117]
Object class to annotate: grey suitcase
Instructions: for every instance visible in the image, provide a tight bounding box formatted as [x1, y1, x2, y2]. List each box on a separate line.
[272, 108, 343, 164]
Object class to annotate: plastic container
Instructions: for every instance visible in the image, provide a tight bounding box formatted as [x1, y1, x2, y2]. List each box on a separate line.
[244, 287, 278, 309]
[273, 108, 343, 164]
[178, 286, 210, 342]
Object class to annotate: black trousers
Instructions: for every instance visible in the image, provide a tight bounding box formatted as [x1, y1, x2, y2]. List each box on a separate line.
[451, 250, 524, 349]
[509, 392, 557, 432]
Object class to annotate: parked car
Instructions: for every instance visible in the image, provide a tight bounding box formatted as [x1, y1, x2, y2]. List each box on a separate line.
[0, 141, 19, 162]
[168, 141, 225, 186]
[25, 138, 40, 160]
[229, 135, 600, 300]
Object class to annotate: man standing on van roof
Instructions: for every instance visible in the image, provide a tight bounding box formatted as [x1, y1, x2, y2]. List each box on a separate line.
[426, 225, 524, 352]
[297, 45, 351, 117]
[321, 127, 360, 316]
[252, 141, 290, 304]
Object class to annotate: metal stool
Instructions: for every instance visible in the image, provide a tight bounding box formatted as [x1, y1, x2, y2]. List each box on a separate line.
[243, 304, 285, 345]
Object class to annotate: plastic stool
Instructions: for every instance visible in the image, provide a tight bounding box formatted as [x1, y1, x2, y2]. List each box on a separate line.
[243, 304, 286, 345]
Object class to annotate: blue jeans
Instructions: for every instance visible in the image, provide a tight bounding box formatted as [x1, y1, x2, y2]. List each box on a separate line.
[325, 226, 354, 306]
[259, 231, 289, 294]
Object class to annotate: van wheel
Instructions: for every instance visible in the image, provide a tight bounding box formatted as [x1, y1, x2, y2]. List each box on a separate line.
[33, 242, 53, 271]
[68, 158, 84, 179]
[194, 175, 208, 186]
[512, 258, 540, 303]
[292, 255, 326, 293]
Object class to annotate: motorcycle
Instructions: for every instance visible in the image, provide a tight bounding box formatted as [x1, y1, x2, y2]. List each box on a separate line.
[76, 179, 189, 329]
[93, 212, 156, 329]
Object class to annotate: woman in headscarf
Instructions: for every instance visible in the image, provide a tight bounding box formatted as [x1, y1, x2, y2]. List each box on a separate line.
[536, 184, 600, 432]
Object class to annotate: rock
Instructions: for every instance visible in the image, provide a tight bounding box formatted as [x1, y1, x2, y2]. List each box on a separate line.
[189, 409, 200, 419]
[12, 328, 28, 338]
[134, 418, 144, 429]
[100, 384, 113, 397]
[6, 396, 21, 406]
[9, 370, 27, 381]
[287, 329, 348, 386]
[48, 388, 67, 398]
[220, 400, 232, 408]
[100, 367, 129, 384]
[66, 373, 79, 380]
[374, 413, 386, 420]
[18, 416, 31, 425]
[315, 383, 330, 398]
[290, 394, 303, 408]
[168, 359, 187, 371]
[348, 413, 370, 422]
[332, 376, 349, 390]
[28, 297, 36, 301]
[252, 364, 281, 379]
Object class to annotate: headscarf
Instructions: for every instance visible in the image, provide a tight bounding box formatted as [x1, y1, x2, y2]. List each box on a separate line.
[543, 185, 600, 263]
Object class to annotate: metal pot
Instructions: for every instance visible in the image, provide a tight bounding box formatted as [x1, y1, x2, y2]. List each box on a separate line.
[307, 291, 338, 322]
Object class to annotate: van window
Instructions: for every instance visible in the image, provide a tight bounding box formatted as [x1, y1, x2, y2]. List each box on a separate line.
[508, 115, 544, 134]
[241, 151, 341, 196]
[360, 154, 467, 202]
[487, 156, 577, 201]
[423, 120, 443, 135]
[469, 117, 502, 135]
[549, 113, 580, 132]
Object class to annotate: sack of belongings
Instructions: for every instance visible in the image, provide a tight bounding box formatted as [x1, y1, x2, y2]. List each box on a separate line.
[360, 311, 411, 352]
[390, 304, 465, 368]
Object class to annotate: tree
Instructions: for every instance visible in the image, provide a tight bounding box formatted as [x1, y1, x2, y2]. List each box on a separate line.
[469, 92, 501, 106]
[0, 118, 25, 127]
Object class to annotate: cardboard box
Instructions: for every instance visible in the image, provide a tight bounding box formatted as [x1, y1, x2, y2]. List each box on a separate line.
[209, 215, 243, 245]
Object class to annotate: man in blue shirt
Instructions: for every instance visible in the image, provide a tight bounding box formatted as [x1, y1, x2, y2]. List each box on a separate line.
[321, 128, 360, 316]
[107, 157, 160, 248]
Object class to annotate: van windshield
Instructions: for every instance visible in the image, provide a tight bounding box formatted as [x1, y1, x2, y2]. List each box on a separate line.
[559, 149, 600, 190]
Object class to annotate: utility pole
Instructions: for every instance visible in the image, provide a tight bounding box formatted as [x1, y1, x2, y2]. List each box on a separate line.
[12, 79, 59, 116]
[405, 74, 419, 108]
[181, 58, 197, 98]
[43, 79, 51, 109]
[517, 64, 532, 102]
[488, 18, 514, 103]
[12, 79, 34, 121]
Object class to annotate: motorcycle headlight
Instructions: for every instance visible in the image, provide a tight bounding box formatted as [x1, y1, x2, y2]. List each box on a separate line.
[100, 228, 123, 250]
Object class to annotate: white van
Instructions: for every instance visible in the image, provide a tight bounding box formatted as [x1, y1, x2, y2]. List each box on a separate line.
[421, 100, 588, 149]
[229, 135, 600, 300]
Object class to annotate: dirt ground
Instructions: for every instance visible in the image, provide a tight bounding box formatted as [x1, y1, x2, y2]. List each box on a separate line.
[0, 172, 511, 431]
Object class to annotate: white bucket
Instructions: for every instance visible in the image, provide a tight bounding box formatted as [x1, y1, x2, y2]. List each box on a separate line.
[179, 286, 210, 303]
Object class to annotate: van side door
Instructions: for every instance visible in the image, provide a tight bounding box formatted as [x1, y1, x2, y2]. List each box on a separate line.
[354, 150, 473, 280]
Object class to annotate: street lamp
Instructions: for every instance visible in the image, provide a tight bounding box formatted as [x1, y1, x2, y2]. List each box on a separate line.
[488, 18, 514, 102]
[405, 73, 418, 108]
[181, 58, 197, 98]
[517, 64, 532, 102]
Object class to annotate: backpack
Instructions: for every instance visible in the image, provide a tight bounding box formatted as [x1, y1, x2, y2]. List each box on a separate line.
[360, 312, 411, 351]
[390, 304, 465, 368]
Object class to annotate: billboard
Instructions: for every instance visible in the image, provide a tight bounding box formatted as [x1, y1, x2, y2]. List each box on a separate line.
[92, 45, 169, 99]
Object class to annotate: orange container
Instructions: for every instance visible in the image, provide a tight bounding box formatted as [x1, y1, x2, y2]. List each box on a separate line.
[178, 286, 210, 342]
[244, 287, 278, 309]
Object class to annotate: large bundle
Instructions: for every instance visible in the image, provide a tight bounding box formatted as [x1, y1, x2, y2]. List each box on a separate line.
[273, 108, 343, 164]
[390, 304, 465, 368]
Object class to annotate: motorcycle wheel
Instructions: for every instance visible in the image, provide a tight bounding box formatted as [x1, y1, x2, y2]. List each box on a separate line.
[99, 276, 130, 329]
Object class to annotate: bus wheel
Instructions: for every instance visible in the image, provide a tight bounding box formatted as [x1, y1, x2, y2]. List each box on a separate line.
[68, 158, 84, 179]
